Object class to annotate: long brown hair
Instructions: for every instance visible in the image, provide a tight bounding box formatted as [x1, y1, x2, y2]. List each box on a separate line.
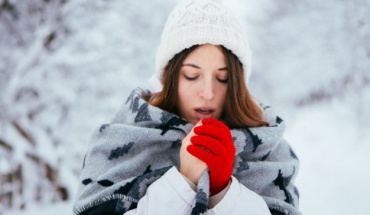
[143, 45, 268, 128]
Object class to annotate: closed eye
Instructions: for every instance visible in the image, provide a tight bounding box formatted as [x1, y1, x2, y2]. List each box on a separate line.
[184, 75, 198, 81]
[217, 78, 228, 84]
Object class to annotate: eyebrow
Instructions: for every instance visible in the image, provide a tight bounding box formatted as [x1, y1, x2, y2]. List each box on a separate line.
[182, 63, 228, 71]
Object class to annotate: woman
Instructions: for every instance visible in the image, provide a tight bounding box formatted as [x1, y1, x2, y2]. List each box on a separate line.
[74, 0, 301, 214]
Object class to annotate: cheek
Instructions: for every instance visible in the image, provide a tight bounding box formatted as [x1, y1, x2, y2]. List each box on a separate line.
[178, 78, 194, 98]
[177, 81, 185, 102]
[221, 89, 227, 102]
[178, 83, 192, 105]
[177, 80, 192, 111]
[216, 87, 227, 109]
[216, 82, 227, 96]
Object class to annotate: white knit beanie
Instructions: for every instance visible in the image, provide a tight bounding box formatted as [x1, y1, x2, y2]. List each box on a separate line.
[148, 0, 252, 92]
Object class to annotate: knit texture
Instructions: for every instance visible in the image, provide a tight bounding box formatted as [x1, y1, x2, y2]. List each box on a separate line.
[73, 88, 301, 215]
[149, 0, 252, 92]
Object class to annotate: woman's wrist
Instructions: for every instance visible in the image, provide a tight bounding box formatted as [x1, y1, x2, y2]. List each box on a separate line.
[208, 179, 232, 208]
[181, 173, 197, 191]
[179, 166, 199, 185]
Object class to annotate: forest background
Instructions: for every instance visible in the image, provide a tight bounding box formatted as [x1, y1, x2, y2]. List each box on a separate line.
[1, 0, 369, 214]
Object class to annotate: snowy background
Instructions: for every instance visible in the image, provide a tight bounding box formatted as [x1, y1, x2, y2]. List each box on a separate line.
[1, 0, 369, 214]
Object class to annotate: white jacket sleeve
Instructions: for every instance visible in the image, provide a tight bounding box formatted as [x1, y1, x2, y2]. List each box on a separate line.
[124, 167, 270, 215]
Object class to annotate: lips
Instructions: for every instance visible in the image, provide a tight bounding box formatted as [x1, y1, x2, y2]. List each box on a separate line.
[197, 109, 213, 114]
[194, 107, 215, 117]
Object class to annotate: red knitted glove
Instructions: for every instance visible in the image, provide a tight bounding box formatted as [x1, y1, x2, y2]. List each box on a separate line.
[187, 118, 236, 195]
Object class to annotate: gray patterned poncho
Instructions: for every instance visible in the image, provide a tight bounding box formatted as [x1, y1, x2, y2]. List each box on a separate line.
[74, 88, 301, 215]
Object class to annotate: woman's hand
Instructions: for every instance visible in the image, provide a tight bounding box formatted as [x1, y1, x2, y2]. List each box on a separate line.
[187, 118, 235, 195]
[179, 120, 207, 185]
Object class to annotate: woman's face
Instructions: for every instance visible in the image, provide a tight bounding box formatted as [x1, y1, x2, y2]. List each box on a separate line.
[177, 44, 228, 125]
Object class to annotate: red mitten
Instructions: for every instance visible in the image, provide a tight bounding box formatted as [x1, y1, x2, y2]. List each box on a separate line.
[187, 118, 236, 195]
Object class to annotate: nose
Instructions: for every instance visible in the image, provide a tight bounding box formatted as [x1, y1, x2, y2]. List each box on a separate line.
[199, 78, 214, 100]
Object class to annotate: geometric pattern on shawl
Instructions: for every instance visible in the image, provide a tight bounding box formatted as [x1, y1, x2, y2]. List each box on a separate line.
[73, 88, 301, 215]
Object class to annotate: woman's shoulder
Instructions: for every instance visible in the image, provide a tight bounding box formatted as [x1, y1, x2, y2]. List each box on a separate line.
[251, 99, 284, 128]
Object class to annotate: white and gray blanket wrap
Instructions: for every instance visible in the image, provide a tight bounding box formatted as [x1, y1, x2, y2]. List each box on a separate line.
[74, 89, 301, 215]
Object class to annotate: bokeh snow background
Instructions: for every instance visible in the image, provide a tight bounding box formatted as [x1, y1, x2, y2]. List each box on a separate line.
[1, 0, 369, 214]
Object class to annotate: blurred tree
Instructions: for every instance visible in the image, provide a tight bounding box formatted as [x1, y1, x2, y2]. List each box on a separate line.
[0, 0, 178, 212]
[0, 0, 70, 211]
[246, 0, 370, 110]
[1, 0, 369, 213]
[295, 0, 370, 106]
